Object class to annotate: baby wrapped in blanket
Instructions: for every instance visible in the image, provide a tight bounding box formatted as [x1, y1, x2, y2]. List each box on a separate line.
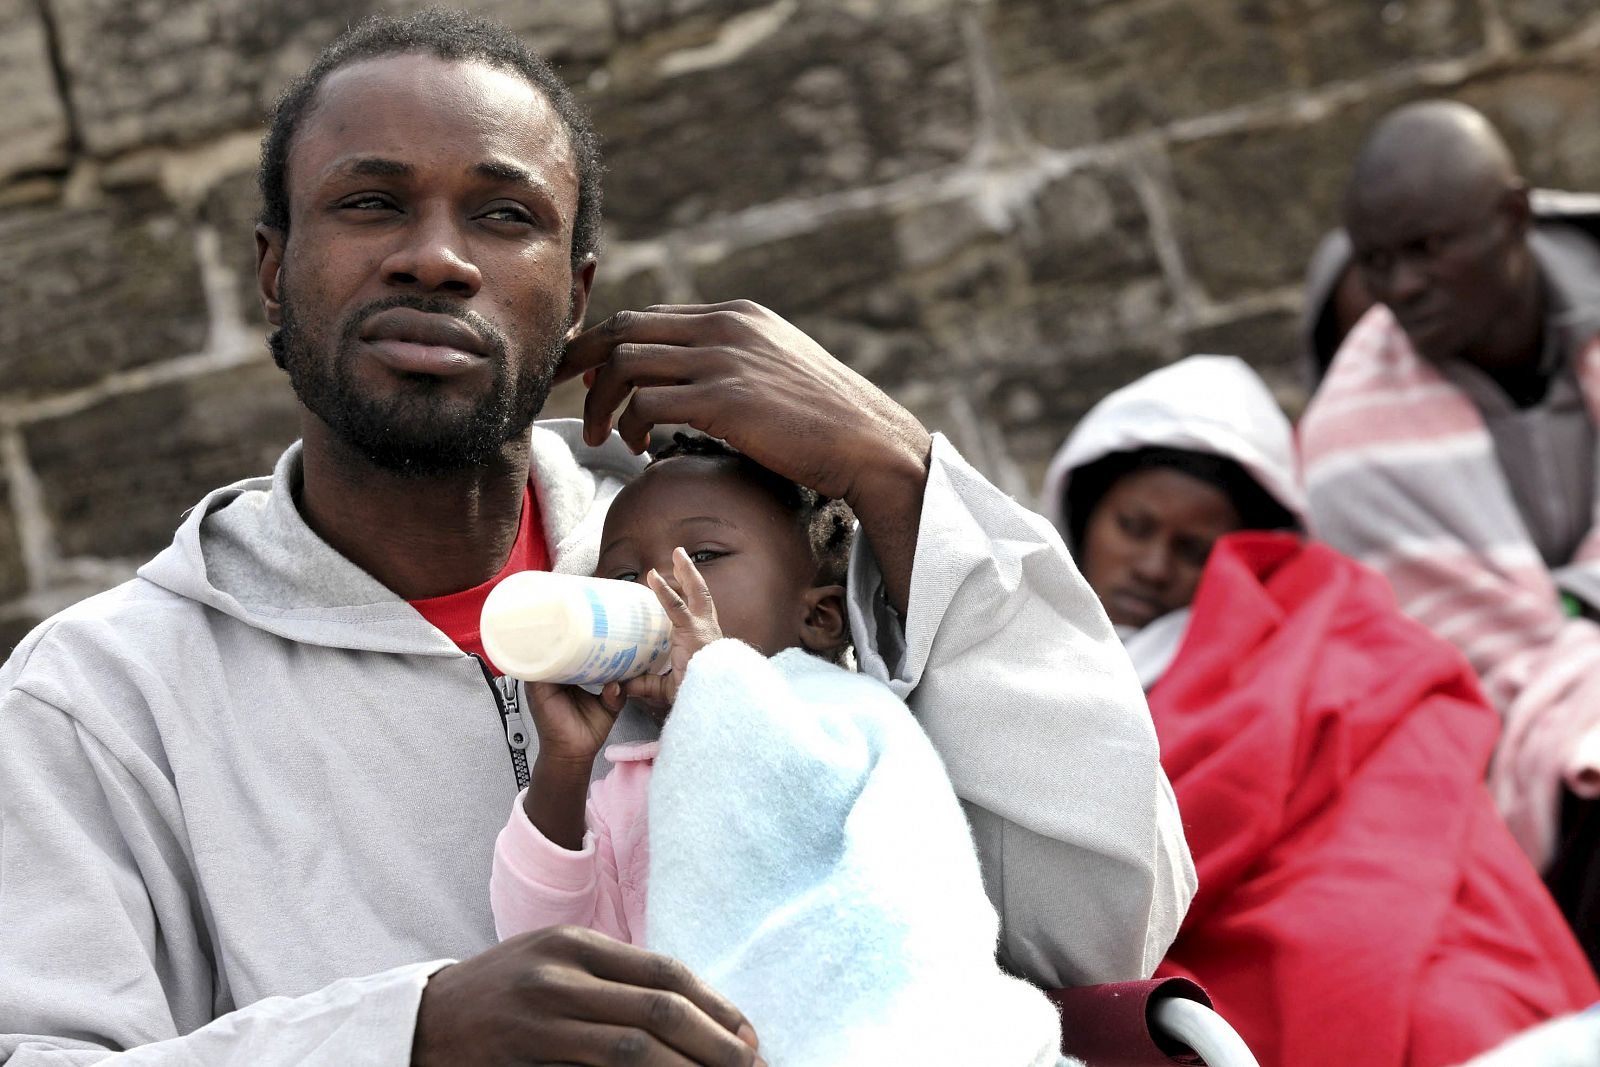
[490, 434, 1068, 1066]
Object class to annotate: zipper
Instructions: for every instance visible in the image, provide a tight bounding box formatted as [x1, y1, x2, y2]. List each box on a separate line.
[473, 654, 531, 789]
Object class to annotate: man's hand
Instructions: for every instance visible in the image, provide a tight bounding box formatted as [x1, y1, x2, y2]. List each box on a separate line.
[412, 925, 763, 1067]
[559, 301, 932, 613]
[620, 548, 724, 713]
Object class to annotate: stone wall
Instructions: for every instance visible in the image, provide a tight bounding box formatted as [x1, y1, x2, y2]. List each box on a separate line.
[3, 0, 1600, 652]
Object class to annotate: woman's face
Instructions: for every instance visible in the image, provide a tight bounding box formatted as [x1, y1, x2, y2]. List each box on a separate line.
[1078, 467, 1244, 629]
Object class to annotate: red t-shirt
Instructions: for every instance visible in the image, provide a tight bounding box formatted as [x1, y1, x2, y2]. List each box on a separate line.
[409, 485, 548, 673]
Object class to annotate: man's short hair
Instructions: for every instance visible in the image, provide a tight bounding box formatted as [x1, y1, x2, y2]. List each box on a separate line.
[257, 8, 602, 271]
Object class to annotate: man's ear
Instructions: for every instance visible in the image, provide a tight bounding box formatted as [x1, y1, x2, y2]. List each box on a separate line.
[799, 584, 849, 657]
[255, 224, 285, 327]
[1501, 182, 1533, 239]
[565, 258, 597, 341]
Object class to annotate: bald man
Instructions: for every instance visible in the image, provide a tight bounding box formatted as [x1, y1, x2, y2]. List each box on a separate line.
[1300, 100, 1600, 970]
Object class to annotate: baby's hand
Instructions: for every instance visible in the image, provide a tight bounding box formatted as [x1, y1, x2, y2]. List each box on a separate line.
[621, 547, 723, 714]
[527, 680, 627, 770]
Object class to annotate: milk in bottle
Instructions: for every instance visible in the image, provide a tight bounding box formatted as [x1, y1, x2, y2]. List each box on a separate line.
[480, 571, 674, 685]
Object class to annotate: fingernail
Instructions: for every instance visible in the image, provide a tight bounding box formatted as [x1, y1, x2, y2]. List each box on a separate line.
[736, 1022, 759, 1047]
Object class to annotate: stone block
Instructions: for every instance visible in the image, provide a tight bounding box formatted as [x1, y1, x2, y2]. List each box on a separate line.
[200, 168, 272, 330]
[987, 0, 1483, 150]
[683, 163, 1172, 398]
[986, 345, 1176, 494]
[1454, 66, 1600, 193]
[1014, 167, 1177, 369]
[450, 0, 615, 69]
[48, 0, 611, 157]
[1182, 307, 1306, 411]
[989, 0, 1297, 149]
[692, 209, 902, 314]
[0, 0, 72, 181]
[1168, 98, 1396, 302]
[0, 470, 27, 601]
[582, 263, 679, 328]
[1299, 0, 1484, 86]
[0, 185, 209, 398]
[1498, 0, 1598, 49]
[23, 360, 302, 562]
[612, 0, 775, 38]
[586, 3, 974, 239]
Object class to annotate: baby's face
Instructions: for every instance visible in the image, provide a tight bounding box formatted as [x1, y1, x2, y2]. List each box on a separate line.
[596, 457, 819, 656]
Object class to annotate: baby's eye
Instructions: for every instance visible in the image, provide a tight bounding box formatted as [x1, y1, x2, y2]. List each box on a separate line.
[608, 570, 640, 583]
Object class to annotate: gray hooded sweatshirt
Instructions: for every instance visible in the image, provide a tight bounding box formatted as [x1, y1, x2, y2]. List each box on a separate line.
[0, 420, 1193, 1065]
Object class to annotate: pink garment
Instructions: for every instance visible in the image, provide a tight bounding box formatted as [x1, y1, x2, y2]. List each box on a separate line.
[1301, 305, 1600, 868]
[489, 740, 657, 946]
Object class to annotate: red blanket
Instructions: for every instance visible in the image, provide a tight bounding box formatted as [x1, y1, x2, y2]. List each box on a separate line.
[1153, 533, 1598, 1067]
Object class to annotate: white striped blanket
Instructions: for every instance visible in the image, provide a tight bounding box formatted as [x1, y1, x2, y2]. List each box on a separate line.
[1300, 304, 1600, 869]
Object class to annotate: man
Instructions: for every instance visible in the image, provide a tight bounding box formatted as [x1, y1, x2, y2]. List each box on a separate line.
[0, 11, 1193, 1065]
[1300, 100, 1600, 967]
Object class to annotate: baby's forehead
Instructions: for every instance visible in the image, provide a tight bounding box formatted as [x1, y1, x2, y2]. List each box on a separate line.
[605, 454, 789, 528]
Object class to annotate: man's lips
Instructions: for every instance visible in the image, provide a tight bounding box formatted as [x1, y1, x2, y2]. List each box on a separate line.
[358, 307, 490, 376]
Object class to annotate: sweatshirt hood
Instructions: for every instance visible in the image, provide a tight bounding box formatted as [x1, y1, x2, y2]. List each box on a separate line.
[1040, 355, 1306, 544]
[136, 419, 646, 655]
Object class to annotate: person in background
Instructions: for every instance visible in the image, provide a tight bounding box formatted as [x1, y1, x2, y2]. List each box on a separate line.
[1300, 101, 1600, 966]
[1043, 355, 1599, 1067]
[1298, 189, 1600, 389]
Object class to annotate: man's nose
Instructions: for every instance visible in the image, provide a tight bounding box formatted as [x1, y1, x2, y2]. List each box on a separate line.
[381, 207, 483, 296]
[1386, 256, 1428, 305]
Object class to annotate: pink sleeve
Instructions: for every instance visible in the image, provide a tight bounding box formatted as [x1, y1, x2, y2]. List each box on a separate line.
[489, 776, 634, 944]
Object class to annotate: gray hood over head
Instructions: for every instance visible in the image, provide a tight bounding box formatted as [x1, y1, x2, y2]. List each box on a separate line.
[1039, 354, 1306, 549]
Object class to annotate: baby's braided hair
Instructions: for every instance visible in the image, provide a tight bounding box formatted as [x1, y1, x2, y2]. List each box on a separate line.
[650, 433, 855, 587]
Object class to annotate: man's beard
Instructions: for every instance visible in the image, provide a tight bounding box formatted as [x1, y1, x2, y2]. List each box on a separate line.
[269, 278, 569, 477]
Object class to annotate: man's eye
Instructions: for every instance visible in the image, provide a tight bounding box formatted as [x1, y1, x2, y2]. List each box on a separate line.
[688, 549, 724, 565]
[341, 195, 395, 211]
[481, 205, 535, 225]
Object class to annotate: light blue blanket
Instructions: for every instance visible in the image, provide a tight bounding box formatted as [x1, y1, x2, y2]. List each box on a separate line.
[646, 640, 1071, 1066]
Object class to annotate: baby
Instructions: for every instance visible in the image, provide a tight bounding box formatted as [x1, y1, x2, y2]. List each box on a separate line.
[488, 434, 1068, 1067]
[490, 432, 854, 944]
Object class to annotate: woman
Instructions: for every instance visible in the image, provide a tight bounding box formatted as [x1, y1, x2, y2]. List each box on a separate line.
[1043, 356, 1597, 1067]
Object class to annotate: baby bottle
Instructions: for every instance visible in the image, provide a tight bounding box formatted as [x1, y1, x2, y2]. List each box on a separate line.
[480, 571, 673, 685]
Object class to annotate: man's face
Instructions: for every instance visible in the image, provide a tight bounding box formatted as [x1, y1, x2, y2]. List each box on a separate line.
[1346, 179, 1528, 365]
[258, 54, 591, 475]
